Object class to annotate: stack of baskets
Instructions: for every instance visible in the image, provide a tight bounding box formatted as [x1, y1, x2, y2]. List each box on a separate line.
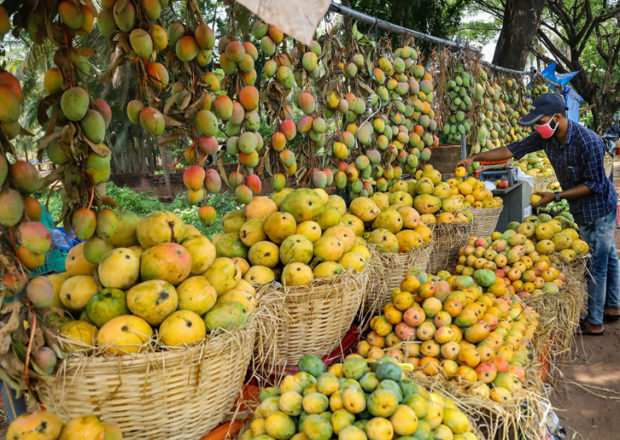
[468, 206, 503, 238]
[255, 269, 368, 372]
[362, 244, 433, 320]
[427, 221, 474, 273]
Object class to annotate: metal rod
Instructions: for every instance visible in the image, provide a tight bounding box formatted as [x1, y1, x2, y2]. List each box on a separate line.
[328, 1, 534, 77]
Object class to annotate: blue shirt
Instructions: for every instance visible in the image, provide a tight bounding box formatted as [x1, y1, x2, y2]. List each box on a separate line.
[508, 120, 617, 225]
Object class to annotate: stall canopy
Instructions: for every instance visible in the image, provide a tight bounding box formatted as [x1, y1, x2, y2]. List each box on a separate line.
[235, 0, 331, 45]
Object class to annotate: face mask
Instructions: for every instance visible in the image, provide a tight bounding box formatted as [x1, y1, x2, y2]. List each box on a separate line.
[535, 115, 558, 139]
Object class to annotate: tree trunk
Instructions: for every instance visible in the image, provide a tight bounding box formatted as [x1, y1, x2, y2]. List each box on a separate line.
[492, 0, 545, 70]
[158, 143, 174, 200]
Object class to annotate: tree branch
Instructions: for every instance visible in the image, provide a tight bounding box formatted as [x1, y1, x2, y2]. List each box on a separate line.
[472, 0, 504, 20]
[540, 21, 570, 44]
[536, 29, 573, 68]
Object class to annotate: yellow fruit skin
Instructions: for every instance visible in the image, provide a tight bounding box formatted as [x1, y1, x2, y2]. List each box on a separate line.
[159, 310, 206, 346]
[96, 314, 153, 354]
[59, 415, 105, 440]
[98, 247, 140, 289]
[126, 279, 178, 325]
[177, 275, 217, 315]
[60, 275, 98, 310]
[60, 320, 98, 351]
[7, 410, 64, 440]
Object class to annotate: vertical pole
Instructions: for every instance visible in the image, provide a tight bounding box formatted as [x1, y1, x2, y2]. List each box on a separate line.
[2, 381, 27, 423]
[460, 132, 467, 160]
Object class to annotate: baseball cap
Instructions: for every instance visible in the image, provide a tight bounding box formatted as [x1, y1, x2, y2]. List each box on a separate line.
[518, 93, 566, 126]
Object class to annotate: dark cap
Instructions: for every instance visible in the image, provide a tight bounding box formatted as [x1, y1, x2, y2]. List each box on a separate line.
[518, 93, 566, 126]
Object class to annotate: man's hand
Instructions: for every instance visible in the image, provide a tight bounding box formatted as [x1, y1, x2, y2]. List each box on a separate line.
[456, 157, 474, 171]
[530, 191, 554, 208]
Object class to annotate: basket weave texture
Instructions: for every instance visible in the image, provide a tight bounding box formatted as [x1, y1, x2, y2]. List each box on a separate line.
[468, 206, 503, 238]
[427, 222, 474, 274]
[256, 269, 368, 370]
[35, 316, 257, 440]
[526, 256, 588, 383]
[362, 244, 433, 322]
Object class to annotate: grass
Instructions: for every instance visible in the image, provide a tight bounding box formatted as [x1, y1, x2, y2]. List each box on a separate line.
[34, 182, 240, 239]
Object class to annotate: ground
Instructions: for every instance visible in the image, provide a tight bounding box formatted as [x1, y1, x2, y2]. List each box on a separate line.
[2, 162, 620, 440]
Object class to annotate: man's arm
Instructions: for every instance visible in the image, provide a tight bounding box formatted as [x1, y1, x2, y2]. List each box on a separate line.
[456, 147, 514, 170]
[531, 184, 593, 208]
[456, 132, 543, 171]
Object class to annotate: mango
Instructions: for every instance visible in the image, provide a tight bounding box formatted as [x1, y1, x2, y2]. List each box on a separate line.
[136, 210, 185, 248]
[159, 310, 206, 346]
[59, 320, 97, 351]
[204, 301, 248, 331]
[60, 275, 98, 310]
[86, 288, 128, 327]
[10, 160, 41, 193]
[60, 87, 89, 121]
[177, 275, 217, 315]
[127, 279, 178, 325]
[17, 221, 51, 254]
[7, 410, 63, 440]
[96, 314, 153, 354]
[140, 242, 192, 285]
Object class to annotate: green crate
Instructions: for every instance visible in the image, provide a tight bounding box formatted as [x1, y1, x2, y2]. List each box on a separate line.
[31, 247, 68, 276]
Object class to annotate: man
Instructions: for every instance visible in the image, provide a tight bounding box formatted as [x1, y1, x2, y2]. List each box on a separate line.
[456, 93, 619, 335]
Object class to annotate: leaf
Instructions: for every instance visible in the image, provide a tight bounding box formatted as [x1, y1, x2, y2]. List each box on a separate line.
[158, 134, 183, 145]
[179, 92, 192, 110]
[164, 93, 180, 114]
[81, 0, 100, 17]
[99, 52, 127, 84]
[217, 153, 229, 188]
[83, 136, 111, 156]
[163, 115, 184, 127]
[37, 126, 68, 151]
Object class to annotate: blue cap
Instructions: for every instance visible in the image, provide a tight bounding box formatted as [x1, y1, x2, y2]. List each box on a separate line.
[518, 93, 566, 126]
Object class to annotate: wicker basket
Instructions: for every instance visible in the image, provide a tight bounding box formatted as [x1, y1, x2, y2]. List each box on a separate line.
[468, 206, 503, 238]
[256, 269, 368, 371]
[35, 316, 257, 440]
[427, 222, 474, 274]
[526, 257, 588, 383]
[362, 244, 433, 322]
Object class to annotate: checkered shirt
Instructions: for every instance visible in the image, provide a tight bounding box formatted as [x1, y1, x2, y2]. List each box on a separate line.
[508, 120, 617, 225]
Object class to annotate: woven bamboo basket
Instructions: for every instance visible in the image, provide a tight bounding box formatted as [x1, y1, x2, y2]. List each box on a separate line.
[427, 222, 474, 274]
[526, 257, 588, 383]
[361, 244, 433, 323]
[405, 360, 550, 440]
[35, 315, 258, 440]
[468, 206, 503, 238]
[255, 269, 368, 372]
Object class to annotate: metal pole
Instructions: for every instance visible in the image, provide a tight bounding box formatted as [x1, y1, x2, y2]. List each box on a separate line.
[328, 1, 535, 77]
[460, 132, 468, 160]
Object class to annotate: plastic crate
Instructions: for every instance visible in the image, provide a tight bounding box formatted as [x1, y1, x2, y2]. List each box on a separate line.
[32, 227, 80, 276]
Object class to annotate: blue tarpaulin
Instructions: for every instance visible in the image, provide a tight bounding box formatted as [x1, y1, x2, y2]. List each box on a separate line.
[562, 86, 584, 123]
[539, 62, 580, 87]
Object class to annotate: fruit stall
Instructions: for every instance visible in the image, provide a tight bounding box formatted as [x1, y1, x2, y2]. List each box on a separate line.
[0, 1, 593, 440]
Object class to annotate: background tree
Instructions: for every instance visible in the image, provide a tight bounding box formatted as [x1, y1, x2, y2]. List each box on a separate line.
[343, 0, 473, 43]
[472, 0, 619, 130]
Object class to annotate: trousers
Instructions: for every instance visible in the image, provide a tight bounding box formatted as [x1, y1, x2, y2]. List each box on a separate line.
[580, 209, 620, 325]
